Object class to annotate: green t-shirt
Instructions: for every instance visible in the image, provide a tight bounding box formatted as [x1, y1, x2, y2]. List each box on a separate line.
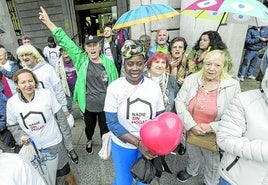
[157, 45, 169, 54]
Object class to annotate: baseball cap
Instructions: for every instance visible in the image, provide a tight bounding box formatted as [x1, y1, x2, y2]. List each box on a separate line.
[47, 36, 55, 43]
[84, 35, 99, 45]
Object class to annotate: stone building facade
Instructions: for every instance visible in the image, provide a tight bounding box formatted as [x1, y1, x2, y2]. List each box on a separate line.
[0, 0, 249, 76]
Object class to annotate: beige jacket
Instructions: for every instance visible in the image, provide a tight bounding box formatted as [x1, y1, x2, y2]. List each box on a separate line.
[55, 56, 71, 97]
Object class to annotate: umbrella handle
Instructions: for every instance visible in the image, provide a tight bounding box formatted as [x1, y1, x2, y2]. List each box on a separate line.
[216, 12, 227, 32]
[30, 139, 41, 160]
[30, 139, 46, 174]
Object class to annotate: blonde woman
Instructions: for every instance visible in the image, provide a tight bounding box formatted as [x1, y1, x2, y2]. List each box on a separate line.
[175, 50, 240, 185]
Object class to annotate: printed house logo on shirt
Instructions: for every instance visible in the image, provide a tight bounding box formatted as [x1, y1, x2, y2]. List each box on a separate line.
[20, 111, 46, 131]
[126, 98, 152, 124]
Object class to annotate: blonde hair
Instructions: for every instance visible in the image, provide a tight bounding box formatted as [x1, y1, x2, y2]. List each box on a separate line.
[197, 49, 230, 80]
[16, 44, 45, 66]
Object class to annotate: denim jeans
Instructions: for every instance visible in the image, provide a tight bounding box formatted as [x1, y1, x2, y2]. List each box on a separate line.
[239, 50, 259, 77]
[219, 177, 231, 185]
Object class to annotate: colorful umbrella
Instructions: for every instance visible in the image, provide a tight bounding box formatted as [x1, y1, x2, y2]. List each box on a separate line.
[219, 0, 268, 20]
[181, 0, 268, 30]
[226, 14, 268, 27]
[113, 4, 179, 30]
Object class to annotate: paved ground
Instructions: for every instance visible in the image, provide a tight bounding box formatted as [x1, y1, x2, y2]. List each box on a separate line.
[68, 77, 260, 185]
[70, 107, 204, 185]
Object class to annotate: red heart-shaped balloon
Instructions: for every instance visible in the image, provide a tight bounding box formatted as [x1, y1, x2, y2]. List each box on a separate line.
[140, 112, 183, 155]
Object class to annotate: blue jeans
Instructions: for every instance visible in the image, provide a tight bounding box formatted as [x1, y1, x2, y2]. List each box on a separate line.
[219, 177, 231, 185]
[239, 50, 259, 77]
[111, 141, 146, 185]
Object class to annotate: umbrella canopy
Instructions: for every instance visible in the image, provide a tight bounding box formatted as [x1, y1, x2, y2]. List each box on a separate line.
[181, 0, 268, 30]
[227, 13, 268, 27]
[182, 10, 268, 27]
[113, 3, 179, 30]
[219, 0, 268, 20]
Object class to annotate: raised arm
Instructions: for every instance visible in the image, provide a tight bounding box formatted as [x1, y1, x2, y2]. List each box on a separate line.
[39, 6, 57, 31]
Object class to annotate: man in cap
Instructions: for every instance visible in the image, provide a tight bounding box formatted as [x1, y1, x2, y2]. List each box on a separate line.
[39, 6, 118, 156]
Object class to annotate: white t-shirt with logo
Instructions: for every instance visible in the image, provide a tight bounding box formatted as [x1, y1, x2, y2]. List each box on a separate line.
[6, 89, 62, 149]
[43, 45, 61, 68]
[103, 42, 114, 62]
[104, 77, 165, 148]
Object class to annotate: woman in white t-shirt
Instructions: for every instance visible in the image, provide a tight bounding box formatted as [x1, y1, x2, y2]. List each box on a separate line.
[104, 40, 165, 185]
[6, 69, 77, 185]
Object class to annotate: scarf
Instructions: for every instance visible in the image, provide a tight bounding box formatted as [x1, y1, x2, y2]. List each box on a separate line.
[1, 75, 12, 98]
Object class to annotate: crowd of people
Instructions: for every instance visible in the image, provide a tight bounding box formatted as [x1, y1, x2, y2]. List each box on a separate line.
[0, 5, 268, 185]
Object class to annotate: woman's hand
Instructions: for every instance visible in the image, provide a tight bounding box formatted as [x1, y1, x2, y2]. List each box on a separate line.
[177, 77, 184, 85]
[199, 123, 213, 133]
[190, 124, 206, 136]
[64, 111, 70, 117]
[120, 133, 157, 159]
[137, 140, 158, 160]
[20, 135, 30, 145]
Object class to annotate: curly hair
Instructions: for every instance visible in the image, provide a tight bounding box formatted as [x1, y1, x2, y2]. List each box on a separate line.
[193, 31, 227, 51]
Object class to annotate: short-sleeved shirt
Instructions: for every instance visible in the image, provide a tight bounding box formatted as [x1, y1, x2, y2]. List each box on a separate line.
[157, 45, 169, 54]
[63, 60, 77, 92]
[104, 77, 165, 148]
[6, 89, 62, 149]
[86, 62, 108, 112]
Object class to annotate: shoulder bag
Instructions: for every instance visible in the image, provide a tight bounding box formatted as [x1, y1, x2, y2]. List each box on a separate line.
[186, 131, 219, 152]
[98, 79, 142, 160]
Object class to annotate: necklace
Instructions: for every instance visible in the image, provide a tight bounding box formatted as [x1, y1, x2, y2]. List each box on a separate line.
[202, 79, 220, 94]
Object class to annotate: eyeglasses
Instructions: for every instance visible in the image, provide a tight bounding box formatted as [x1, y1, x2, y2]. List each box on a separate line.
[19, 53, 32, 58]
